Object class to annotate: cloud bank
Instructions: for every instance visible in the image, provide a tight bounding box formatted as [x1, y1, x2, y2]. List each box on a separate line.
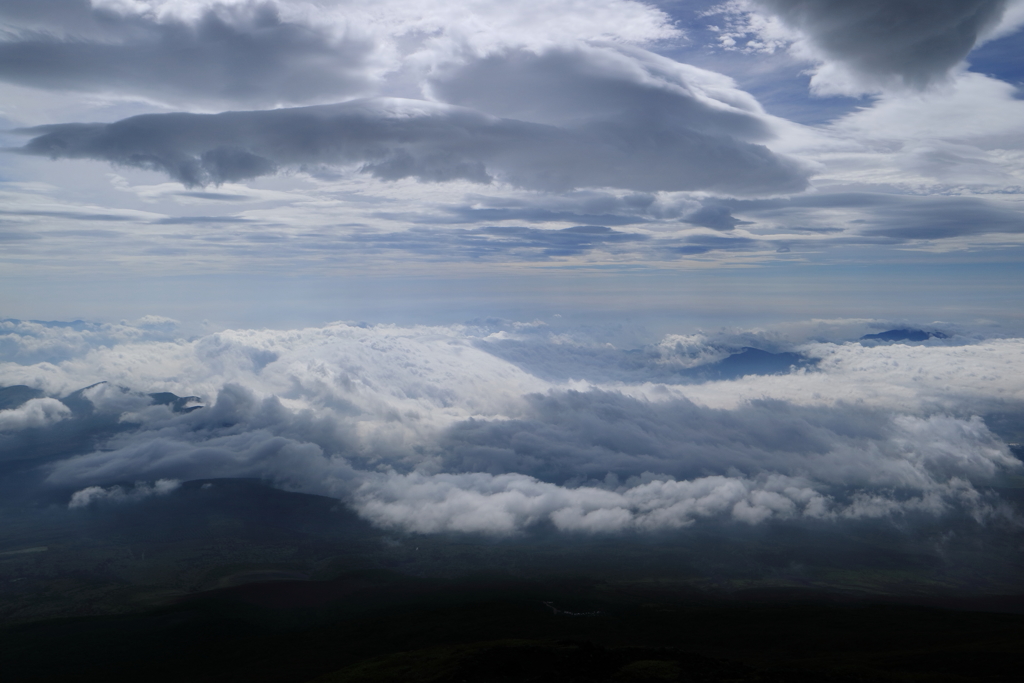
[2, 318, 1021, 536]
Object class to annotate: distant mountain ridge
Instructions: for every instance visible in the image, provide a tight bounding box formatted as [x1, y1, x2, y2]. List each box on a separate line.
[0, 383, 203, 471]
[678, 347, 818, 381]
[860, 328, 948, 342]
[0, 386, 44, 411]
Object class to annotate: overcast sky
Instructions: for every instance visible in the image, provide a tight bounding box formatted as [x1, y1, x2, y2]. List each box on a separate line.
[2, 2, 1024, 546]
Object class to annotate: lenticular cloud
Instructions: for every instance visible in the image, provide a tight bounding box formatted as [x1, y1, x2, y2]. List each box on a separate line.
[1, 318, 1021, 534]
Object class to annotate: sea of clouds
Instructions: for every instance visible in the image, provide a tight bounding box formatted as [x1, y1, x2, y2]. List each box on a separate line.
[1, 316, 1021, 536]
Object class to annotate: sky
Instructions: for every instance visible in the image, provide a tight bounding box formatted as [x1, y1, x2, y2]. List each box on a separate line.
[1, 0, 1023, 329]
[1, 1, 1024, 558]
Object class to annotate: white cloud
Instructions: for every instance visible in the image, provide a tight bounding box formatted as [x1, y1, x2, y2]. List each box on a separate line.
[0, 397, 70, 431]
[1, 322, 550, 456]
[353, 471, 827, 535]
[2, 318, 1020, 536]
[352, 463, 1018, 534]
[67, 478, 181, 508]
[827, 72, 1024, 146]
[655, 337, 1024, 413]
[0, 318, 184, 366]
[92, 0, 681, 54]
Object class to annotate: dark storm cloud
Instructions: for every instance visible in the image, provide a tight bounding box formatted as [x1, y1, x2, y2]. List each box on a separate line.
[752, 0, 1009, 88]
[14, 97, 810, 194]
[0, 0, 374, 106]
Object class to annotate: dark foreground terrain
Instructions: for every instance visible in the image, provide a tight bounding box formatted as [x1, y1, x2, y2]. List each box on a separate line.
[1, 479, 1022, 682]
[4, 570, 1023, 682]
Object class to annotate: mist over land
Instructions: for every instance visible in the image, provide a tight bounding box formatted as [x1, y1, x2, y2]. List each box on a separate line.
[3, 1, 1024, 680]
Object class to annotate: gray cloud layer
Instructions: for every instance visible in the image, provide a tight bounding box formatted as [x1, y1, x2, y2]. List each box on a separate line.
[33, 380, 1022, 534]
[15, 96, 809, 194]
[727, 193, 1024, 241]
[0, 0, 373, 106]
[752, 0, 1009, 89]
[441, 392, 947, 486]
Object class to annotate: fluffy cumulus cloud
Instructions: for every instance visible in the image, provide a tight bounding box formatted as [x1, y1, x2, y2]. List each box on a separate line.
[2, 318, 1021, 535]
[0, 397, 70, 431]
[353, 471, 832, 534]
